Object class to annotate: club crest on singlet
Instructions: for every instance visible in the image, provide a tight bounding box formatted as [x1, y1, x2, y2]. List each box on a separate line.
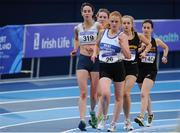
[99, 29, 124, 63]
[99, 43, 121, 63]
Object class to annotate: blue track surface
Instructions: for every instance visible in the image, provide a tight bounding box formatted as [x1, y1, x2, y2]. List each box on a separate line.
[0, 69, 180, 132]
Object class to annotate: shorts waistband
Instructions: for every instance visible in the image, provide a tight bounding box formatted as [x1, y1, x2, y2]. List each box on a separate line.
[99, 59, 123, 63]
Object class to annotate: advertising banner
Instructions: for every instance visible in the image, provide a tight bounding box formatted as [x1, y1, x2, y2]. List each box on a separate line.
[24, 20, 180, 58]
[24, 23, 76, 58]
[0, 25, 24, 74]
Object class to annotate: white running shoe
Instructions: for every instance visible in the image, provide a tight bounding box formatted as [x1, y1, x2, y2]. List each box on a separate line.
[123, 119, 134, 131]
[146, 114, 154, 127]
[107, 123, 116, 132]
[97, 119, 106, 130]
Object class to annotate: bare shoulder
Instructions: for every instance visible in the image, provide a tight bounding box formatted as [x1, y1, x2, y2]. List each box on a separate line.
[155, 38, 162, 43]
[74, 23, 82, 31]
[119, 32, 128, 39]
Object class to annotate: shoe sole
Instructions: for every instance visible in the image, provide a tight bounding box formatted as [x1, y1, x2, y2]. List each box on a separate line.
[78, 125, 87, 131]
[78, 128, 87, 131]
[124, 127, 133, 131]
[78, 121, 87, 131]
[146, 123, 152, 127]
[107, 129, 114, 132]
[97, 125, 104, 130]
[88, 120, 96, 128]
[134, 118, 144, 126]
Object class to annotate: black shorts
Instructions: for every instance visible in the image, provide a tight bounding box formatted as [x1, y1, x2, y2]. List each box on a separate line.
[124, 61, 138, 77]
[136, 69, 157, 83]
[77, 54, 99, 72]
[99, 61, 125, 82]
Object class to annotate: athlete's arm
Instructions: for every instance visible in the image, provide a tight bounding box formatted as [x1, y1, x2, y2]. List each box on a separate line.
[91, 29, 104, 63]
[119, 33, 131, 59]
[138, 33, 152, 58]
[156, 38, 169, 64]
[70, 27, 79, 56]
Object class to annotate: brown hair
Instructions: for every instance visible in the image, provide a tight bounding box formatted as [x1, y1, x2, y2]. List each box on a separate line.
[96, 8, 110, 18]
[81, 2, 95, 13]
[143, 19, 154, 28]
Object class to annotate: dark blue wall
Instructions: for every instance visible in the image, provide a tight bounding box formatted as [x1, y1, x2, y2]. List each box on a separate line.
[0, 0, 180, 26]
[0, 0, 179, 79]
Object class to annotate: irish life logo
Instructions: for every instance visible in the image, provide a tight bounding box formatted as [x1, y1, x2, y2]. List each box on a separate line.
[33, 33, 40, 50]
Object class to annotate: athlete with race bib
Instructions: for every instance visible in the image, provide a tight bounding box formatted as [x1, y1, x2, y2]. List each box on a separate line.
[92, 11, 131, 132]
[121, 15, 152, 131]
[135, 19, 169, 127]
[70, 2, 101, 131]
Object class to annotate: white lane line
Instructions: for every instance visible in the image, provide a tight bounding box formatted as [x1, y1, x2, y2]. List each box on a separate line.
[130, 124, 177, 133]
[1, 89, 180, 105]
[0, 79, 180, 95]
[63, 118, 179, 132]
[158, 69, 180, 74]
[0, 69, 179, 84]
[0, 111, 179, 130]
[1, 99, 180, 116]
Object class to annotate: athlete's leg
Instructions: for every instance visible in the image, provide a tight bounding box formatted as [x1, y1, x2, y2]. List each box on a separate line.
[76, 70, 89, 131]
[99, 77, 112, 118]
[139, 78, 154, 117]
[111, 81, 125, 123]
[134, 79, 153, 126]
[123, 75, 137, 120]
[77, 70, 89, 120]
[89, 72, 99, 111]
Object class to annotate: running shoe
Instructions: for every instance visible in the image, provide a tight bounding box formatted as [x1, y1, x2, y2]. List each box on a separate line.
[107, 123, 116, 132]
[88, 111, 97, 128]
[97, 118, 106, 130]
[134, 115, 145, 126]
[78, 120, 86, 131]
[123, 119, 134, 131]
[146, 114, 154, 127]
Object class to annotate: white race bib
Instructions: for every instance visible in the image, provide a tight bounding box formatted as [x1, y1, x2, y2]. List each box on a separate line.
[79, 30, 97, 45]
[141, 53, 156, 63]
[99, 52, 119, 63]
[124, 50, 136, 61]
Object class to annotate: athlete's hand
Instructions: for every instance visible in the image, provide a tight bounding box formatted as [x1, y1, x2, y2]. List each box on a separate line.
[138, 43, 146, 53]
[162, 56, 168, 64]
[139, 51, 146, 59]
[70, 49, 77, 56]
[91, 54, 97, 63]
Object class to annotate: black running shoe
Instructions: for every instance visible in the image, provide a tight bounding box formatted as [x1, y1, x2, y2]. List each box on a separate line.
[78, 120, 87, 131]
[134, 115, 145, 127]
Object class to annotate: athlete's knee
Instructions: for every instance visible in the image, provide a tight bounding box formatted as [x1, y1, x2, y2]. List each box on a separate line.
[102, 91, 110, 101]
[80, 92, 87, 100]
[124, 92, 130, 98]
[140, 92, 148, 99]
[115, 94, 123, 102]
[91, 93, 97, 101]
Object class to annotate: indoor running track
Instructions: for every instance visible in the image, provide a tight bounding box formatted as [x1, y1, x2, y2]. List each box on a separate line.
[0, 69, 180, 132]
